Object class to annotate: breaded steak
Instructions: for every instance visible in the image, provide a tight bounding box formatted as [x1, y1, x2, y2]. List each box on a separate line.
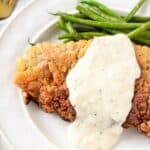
[15, 40, 150, 135]
[15, 40, 90, 121]
[123, 45, 150, 136]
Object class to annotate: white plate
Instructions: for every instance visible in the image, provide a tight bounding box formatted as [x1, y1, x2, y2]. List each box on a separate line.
[0, 0, 150, 150]
[26, 9, 150, 150]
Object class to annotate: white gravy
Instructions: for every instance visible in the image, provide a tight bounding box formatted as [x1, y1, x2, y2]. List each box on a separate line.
[66, 34, 140, 150]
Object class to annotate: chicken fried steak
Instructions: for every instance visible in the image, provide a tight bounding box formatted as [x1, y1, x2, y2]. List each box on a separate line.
[15, 40, 150, 136]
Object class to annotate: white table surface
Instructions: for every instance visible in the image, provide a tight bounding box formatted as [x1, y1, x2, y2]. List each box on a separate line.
[0, 0, 149, 150]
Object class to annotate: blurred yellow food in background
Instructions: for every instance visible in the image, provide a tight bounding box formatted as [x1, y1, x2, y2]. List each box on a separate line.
[0, 0, 17, 19]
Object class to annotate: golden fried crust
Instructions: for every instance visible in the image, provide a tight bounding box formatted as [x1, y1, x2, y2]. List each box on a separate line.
[123, 45, 150, 136]
[15, 41, 150, 136]
[15, 40, 90, 121]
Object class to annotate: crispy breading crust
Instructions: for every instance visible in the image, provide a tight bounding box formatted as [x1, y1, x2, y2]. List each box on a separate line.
[15, 41, 150, 136]
[15, 40, 90, 121]
[123, 45, 150, 136]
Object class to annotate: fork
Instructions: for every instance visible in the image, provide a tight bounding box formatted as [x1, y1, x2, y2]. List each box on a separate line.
[0, 0, 17, 19]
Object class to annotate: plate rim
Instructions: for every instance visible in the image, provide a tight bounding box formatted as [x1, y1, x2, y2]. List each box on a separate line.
[0, 0, 60, 150]
[0, 0, 36, 38]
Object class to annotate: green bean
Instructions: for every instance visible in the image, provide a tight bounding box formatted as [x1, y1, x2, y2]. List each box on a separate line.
[117, 29, 131, 33]
[73, 24, 98, 32]
[57, 19, 77, 34]
[64, 39, 73, 43]
[61, 33, 82, 41]
[77, 4, 106, 22]
[103, 29, 133, 34]
[80, 32, 107, 38]
[56, 18, 68, 31]
[125, 0, 146, 22]
[81, 0, 122, 20]
[130, 16, 150, 22]
[77, 3, 122, 22]
[59, 32, 107, 40]
[54, 0, 150, 46]
[103, 29, 122, 34]
[66, 22, 76, 34]
[140, 31, 150, 38]
[106, 29, 145, 34]
[59, 34, 78, 39]
[74, 13, 87, 18]
[128, 21, 150, 39]
[133, 38, 150, 46]
[56, 13, 143, 29]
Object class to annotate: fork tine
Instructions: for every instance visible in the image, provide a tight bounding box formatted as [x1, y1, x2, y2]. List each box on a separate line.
[0, 0, 17, 19]
[1, 0, 11, 5]
[8, 0, 13, 5]
[3, 0, 8, 3]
